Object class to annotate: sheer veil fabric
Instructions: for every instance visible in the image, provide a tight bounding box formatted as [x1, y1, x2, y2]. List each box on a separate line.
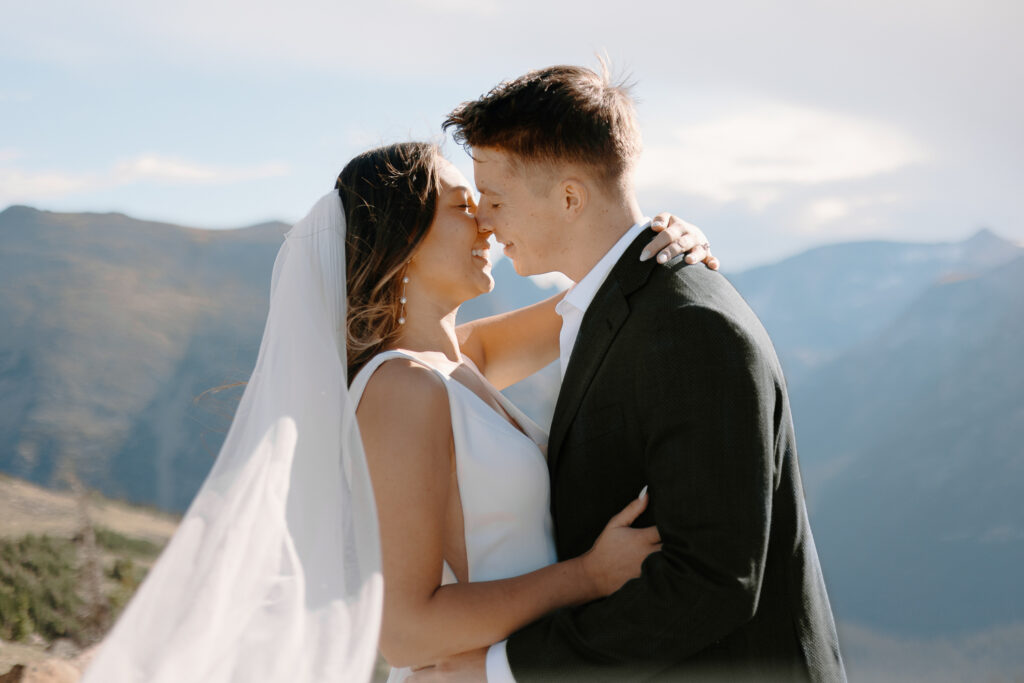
[82, 192, 384, 682]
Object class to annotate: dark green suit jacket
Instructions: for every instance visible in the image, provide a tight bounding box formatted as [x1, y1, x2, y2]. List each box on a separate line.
[506, 229, 846, 682]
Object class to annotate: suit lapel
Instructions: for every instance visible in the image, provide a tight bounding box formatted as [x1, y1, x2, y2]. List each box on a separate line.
[548, 228, 660, 475]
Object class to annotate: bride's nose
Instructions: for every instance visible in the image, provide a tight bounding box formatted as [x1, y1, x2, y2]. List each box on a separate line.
[477, 219, 492, 235]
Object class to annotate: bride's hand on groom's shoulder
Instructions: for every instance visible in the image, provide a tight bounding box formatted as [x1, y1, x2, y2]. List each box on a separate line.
[580, 487, 662, 598]
[641, 212, 720, 269]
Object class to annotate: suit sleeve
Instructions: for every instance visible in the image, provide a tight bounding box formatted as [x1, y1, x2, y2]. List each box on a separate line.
[506, 304, 779, 681]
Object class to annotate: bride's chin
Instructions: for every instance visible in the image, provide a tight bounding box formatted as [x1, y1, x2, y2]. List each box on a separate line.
[460, 275, 495, 303]
[481, 273, 495, 293]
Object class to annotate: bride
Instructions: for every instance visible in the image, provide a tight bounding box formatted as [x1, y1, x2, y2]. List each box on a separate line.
[81, 141, 716, 683]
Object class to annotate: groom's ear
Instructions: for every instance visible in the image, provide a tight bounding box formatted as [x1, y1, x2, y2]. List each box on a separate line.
[558, 178, 588, 222]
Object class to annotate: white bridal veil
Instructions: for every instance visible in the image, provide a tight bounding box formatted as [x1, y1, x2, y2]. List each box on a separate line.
[82, 192, 383, 682]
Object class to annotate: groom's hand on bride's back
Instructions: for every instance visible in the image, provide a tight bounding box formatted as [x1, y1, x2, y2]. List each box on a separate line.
[640, 212, 719, 269]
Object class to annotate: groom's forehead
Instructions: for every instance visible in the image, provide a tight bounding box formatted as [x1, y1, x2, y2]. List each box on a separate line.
[472, 165, 509, 196]
[472, 146, 516, 173]
[472, 149, 536, 190]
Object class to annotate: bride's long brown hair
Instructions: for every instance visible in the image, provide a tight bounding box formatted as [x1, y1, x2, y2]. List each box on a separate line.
[336, 142, 442, 382]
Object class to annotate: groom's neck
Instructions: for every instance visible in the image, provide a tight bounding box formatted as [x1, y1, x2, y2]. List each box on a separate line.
[564, 187, 644, 283]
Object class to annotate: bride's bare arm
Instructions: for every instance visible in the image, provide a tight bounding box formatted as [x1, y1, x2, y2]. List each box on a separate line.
[457, 213, 718, 390]
[456, 291, 563, 391]
[357, 360, 658, 669]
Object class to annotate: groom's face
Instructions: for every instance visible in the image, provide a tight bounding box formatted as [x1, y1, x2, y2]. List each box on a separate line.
[472, 147, 564, 277]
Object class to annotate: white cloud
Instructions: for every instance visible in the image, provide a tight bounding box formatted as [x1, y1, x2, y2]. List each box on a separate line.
[0, 168, 94, 200]
[0, 155, 290, 206]
[114, 156, 221, 183]
[795, 192, 905, 234]
[799, 198, 851, 230]
[113, 156, 289, 184]
[636, 101, 928, 211]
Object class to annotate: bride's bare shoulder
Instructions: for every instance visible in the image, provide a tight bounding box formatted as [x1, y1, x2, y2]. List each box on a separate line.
[356, 358, 451, 443]
[361, 357, 443, 396]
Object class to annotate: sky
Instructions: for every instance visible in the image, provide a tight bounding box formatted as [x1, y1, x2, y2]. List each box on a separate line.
[1, 0, 1021, 270]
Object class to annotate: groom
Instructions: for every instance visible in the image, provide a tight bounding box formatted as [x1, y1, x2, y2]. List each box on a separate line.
[430, 66, 846, 682]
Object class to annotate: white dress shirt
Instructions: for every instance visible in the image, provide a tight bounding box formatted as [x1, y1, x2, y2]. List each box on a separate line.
[555, 219, 650, 378]
[486, 218, 650, 683]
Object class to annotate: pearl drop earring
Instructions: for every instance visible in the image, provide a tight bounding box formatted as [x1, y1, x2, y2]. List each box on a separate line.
[398, 271, 409, 325]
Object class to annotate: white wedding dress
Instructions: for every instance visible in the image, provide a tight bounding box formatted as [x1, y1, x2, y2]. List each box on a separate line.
[349, 350, 558, 682]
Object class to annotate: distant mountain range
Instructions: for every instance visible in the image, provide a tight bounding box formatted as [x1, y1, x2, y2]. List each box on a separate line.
[728, 230, 1024, 637]
[2, 205, 1022, 668]
[0, 206, 286, 511]
[789, 251, 1024, 636]
[728, 227, 1018, 384]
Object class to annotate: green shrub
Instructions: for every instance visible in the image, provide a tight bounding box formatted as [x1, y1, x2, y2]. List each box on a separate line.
[0, 534, 83, 642]
[0, 532, 152, 645]
[92, 527, 161, 558]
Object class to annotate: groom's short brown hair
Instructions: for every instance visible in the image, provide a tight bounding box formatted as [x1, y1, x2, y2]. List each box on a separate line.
[442, 64, 642, 181]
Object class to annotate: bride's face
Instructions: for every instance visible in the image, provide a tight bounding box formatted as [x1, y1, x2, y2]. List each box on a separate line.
[406, 158, 494, 308]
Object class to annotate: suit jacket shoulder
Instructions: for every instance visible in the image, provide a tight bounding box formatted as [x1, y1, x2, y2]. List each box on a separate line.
[604, 229, 783, 378]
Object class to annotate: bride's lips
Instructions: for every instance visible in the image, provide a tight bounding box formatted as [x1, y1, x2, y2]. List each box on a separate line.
[471, 247, 491, 265]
